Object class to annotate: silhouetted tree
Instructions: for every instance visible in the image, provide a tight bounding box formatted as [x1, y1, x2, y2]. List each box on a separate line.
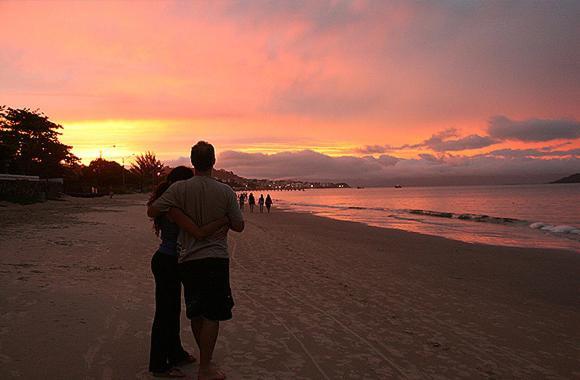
[130, 151, 164, 191]
[0, 106, 78, 177]
[82, 158, 125, 190]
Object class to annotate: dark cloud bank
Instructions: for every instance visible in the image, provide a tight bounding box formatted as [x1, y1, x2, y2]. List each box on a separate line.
[215, 149, 579, 187]
[488, 116, 580, 142]
[168, 116, 579, 186]
[358, 117, 580, 155]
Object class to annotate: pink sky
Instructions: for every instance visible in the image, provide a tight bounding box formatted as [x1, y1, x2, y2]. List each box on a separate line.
[1, 1, 579, 184]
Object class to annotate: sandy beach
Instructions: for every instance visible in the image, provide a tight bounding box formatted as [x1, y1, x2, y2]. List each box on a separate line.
[0, 194, 578, 379]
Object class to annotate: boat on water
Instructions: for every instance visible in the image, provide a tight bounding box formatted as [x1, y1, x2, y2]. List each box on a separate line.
[394, 185, 402, 188]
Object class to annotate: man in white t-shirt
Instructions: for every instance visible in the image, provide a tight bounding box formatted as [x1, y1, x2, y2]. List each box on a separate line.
[148, 141, 244, 380]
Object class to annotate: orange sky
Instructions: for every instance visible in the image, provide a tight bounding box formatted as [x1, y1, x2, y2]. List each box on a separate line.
[1, 1, 579, 183]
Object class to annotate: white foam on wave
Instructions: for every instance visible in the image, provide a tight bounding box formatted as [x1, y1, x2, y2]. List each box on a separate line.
[530, 222, 580, 234]
[285, 199, 580, 239]
[549, 225, 579, 233]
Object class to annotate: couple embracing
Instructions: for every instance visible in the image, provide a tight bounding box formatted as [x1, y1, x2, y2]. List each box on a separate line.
[146, 141, 244, 379]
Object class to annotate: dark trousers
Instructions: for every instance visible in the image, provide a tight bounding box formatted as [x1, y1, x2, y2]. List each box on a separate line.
[149, 251, 188, 372]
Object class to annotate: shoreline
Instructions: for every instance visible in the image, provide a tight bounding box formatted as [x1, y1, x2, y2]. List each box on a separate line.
[276, 205, 578, 255]
[1, 194, 579, 378]
[266, 183, 580, 253]
[274, 203, 580, 254]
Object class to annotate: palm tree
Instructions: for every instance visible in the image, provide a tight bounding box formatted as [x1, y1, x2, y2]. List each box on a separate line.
[130, 151, 164, 191]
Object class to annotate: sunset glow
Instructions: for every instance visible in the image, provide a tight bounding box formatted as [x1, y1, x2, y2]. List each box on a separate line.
[2, 1, 579, 184]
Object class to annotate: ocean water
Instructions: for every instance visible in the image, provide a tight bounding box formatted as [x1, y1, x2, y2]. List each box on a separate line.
[267, 184, 580, 252]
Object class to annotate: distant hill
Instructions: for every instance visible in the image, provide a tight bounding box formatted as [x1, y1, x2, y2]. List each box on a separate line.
[551, 173, 580, 184]
[212, 168, 350, 191]
[162, 166, 350, 190]
[213, 168, 247, 183]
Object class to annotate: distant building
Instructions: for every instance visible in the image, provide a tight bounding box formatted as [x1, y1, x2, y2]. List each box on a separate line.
[0, 174, 63, 203]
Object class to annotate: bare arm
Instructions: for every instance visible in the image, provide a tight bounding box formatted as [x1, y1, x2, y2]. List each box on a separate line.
[168, 208, 229, 240]
[147, 182, 181, 218]
[147, 204, 162, 218]
[229, 220, 245, 232]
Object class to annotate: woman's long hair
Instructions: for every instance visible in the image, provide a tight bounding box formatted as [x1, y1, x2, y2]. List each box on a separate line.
[148, 166, 193, 235]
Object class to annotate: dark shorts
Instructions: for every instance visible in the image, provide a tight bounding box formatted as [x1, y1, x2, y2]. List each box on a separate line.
[179, 258, 234, 321]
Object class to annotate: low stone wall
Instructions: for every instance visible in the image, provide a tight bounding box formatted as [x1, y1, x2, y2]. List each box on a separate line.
[0, 175, 63, 203]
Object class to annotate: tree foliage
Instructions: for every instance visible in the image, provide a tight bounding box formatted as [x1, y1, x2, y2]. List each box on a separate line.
[83, 158, 126, 187]
[0, 106, 79, 177]
[130, 151, 164, 189]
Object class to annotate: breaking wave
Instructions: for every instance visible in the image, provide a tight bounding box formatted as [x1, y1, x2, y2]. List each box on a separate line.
[279, 201, 580, 239]
[529, 222, 580, 235]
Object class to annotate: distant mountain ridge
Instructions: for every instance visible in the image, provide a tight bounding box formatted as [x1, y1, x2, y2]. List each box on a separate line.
[551, 173, 580, 184]
[213, 168, 247, 183]
[212, 168, 349, 190]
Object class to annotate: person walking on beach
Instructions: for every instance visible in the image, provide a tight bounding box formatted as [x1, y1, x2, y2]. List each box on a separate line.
[248, 193, 255, 213]
[148, 141, 244, 380]
[147, 166, 230, 378]
[238, 193, 245, 211]
[258, 194, 264, 213]
[265, 194, 273, 213]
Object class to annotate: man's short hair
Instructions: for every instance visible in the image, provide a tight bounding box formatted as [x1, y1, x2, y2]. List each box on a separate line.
[190, 141, 216, 171]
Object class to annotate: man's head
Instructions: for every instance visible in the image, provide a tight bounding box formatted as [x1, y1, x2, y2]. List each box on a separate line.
[190, 141, 216, 173]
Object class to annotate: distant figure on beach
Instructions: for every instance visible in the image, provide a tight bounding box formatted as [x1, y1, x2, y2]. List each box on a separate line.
[238, 193, 245, 211]
[146, 166, 229, 378]
[265, 194, 273, 213]
[248, 193, 255, 213]
[148, 141, 244, 380]
[258, 194, 265, 213]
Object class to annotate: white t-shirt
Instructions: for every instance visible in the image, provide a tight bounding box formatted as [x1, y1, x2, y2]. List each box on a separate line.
[152, 175, 244, 263]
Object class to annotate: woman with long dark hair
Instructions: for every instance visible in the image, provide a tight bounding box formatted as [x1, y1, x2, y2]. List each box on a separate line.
[147, 166, 229, 378]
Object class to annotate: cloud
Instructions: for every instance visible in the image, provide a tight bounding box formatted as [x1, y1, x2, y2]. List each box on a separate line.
[417, 153, 441, 163]
[218, 150, 387, 179]
[358, 115, 580, 156]
[2, 1, 580, 172]
[165, 156, 192, 168]
[422, 129, 497, 152]
[486, 148, 580, 158]
[374, 154, 400, 166]
[489, 116, 580, 142]
[216, 149, 580, 186]
[2, 0, 579, 126]
[356, 145, 395, 154]
[224, 0, 363, 34]
[357, 128, 497, 154]
[268, 77, 381, 118]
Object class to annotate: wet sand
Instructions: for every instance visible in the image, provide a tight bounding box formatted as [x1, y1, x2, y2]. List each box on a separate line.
[0, 194, 578, 379]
